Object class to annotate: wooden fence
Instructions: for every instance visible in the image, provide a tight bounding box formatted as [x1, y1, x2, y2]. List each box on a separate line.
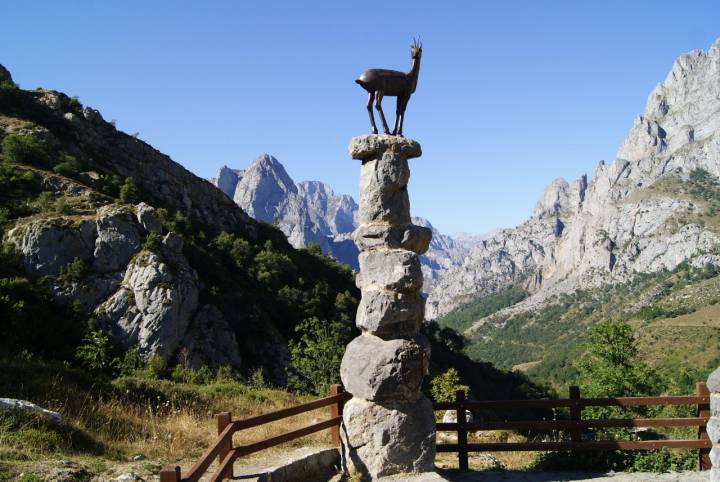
[159, 384, 351, 482]
[435, 382, 711, 471]
[160, 382, 711, 480]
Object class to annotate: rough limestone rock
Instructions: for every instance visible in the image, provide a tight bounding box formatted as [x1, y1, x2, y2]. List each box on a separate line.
[213, 165, 244, 198]
[340, 335, 429, 401]
[427, 38, 720, 321]
[8, 217, 96, 276]
[355, 290, 425, 338]
[356, 250, 423, 293]
[96, 238, 199, 359]
[233, 154, 298, 222]
[358, 150, 411, 225]
[354, 223, 432, 255]
[0, 398, 63, 423]
[93, 205, 143, 273]
[341, 135, 435, 478]
[340, 396, 436, 478]
[136, 202, 162, 233]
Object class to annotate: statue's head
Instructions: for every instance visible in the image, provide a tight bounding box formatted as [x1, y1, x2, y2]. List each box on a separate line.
[411, 38, 422, 59]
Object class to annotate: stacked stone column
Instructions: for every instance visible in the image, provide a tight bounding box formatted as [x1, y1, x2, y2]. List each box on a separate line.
[708, 368, 720, 480]
[340, 135, 436, 479]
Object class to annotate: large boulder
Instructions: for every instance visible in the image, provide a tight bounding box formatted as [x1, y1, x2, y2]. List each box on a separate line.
[356, 250, 423, 293]
[93, 205, 143, 273]
[355, 290, 424, 338]
[340, 334, 429, 401]
[96, 241, 198, 359]
[354, 223, 432, 255]
[340, 396, 436, 478]
[8, 217, 96, 276]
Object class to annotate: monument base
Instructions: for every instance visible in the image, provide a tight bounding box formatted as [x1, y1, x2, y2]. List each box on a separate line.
[340, 396, 436, 478]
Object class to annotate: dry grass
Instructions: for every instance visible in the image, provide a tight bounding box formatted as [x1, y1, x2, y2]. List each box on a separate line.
[435, 428, 537, 471]
[0, 363, 338, 478]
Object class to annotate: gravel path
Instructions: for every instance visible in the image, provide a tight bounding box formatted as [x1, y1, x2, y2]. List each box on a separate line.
[379, 471, 709, 482]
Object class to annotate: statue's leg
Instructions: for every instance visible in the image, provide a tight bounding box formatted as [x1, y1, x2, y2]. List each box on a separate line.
[397, 95, 410, 137]
[392, 95, 403, 135]
[367, 92, 378, 135]
[374, 91, 391, 135]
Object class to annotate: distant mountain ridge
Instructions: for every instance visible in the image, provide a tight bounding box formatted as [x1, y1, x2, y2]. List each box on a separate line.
[427, 38, 720, 321]
[212, 156, 483, 286]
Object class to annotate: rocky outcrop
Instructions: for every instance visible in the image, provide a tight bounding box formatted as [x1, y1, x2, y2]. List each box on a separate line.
[8, 203, 241, 366]
[340, 135, 435, 479]
[427, 38, 720, 321]
[212, 157, 478, 284]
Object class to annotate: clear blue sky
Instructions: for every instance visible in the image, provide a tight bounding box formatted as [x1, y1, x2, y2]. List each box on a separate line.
[2, 1, 719, 234]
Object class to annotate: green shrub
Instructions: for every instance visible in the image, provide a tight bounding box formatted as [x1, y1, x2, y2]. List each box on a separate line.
[215, 365, 238, 383]
[118, 176, 140, 204]
[111, 376, 205, 409]
[53, 196, 72, 214]
[287, 316, 352, 395]
[143, 232, 162, 252]
[170, 364, 213, 385]
[1, 134, 52, 167]
[58, 257, 86, 283]
[75, 330, 118, 375]
[430, 368, 469, 403]
[0, 258, 84, 360]
[52, 155, 83, 178]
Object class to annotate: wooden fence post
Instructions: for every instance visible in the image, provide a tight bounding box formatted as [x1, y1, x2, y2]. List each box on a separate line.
[330, 384, 344, 446]
[456, 389, 469, 471]
[159, 466, 181, 482]
[696, 382, 711, 470]
[217, 411, 233, 480]
[569, 385, 581, 445]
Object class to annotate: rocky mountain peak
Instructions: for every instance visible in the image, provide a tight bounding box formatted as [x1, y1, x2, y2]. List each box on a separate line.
[233, 154, 297, 222]
[533, 176, 588, 219]
[213, 165, 244, 198]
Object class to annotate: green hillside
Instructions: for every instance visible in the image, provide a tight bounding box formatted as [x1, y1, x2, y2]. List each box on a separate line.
[438, 171, 720, 393]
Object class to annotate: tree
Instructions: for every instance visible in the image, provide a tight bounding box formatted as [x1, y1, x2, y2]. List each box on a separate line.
[575, 319, 659, 400]
[430, 368, 469, 403]
[76, 330, 118, 374]
[287, 316, 351, 395]
[1, 134, 52, 167]
[119, 177, 140, 204]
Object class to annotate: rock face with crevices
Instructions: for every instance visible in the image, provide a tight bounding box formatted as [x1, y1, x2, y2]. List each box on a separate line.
[340, 135, 435, 479]
[427, 38, 720, 321]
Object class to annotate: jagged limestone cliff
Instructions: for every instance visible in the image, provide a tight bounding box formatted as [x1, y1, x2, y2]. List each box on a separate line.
[427, 38, 720, 321]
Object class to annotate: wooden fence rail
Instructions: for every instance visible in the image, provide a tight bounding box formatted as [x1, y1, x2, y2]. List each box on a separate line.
[436, 382, 711, 471]
[159, 384, 351, 482]
[160, 381, 712, 479]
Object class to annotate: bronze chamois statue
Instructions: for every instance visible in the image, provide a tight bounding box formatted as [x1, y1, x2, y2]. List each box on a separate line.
[355, 39, 422, 137]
